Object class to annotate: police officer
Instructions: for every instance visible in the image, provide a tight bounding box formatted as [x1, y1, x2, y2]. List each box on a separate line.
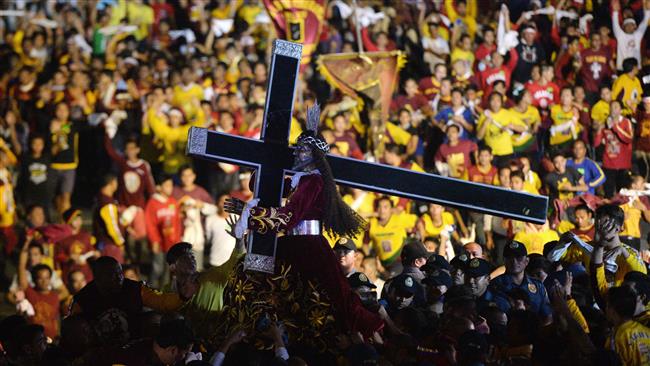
[489, 241, 553, 323]
[348, 272, 379, 312]
[450, 251, 470, 286]
[333, 237, 357, 277]
[464, 258, 497, 313]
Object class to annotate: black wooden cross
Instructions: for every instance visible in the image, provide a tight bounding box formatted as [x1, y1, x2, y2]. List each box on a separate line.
[187, 40, 548, 273]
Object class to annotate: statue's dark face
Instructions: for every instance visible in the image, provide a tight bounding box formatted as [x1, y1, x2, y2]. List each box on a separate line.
[292, 144, 314, 171]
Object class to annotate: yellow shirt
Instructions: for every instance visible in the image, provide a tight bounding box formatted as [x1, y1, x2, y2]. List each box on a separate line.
[508, 106, 540, 149]
[147, 108, 205, 174]
[109, 0, 154, 40]
[444, 0, 478, 39]
[609, 320, 650, 366]
[550, 105, 582, 145]
[612, 73, 643, 115]
[513, 229, 560, 255]
[0, 175, 15, 228]
[368, 213, 418, 265]
[478, 109, 517, 156]
[172, 84, 205, 120]
[620, 202, 642, 238]
[524, 171, 542, 195]
[343, 192, 377, 220]
[591, 100, 610, 125]
[420, 212, 455, 238]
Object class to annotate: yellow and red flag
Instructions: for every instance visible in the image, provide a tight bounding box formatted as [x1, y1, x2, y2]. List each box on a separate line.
[262, 0, 327, 68]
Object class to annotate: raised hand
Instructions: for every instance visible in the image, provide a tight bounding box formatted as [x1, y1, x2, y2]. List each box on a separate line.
[225, 214, 239, 239]
[224, 197, 246, 215]
[596, 217, 618, 243]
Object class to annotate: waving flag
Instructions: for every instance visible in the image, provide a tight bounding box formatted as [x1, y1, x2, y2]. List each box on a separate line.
[262, 0, 327, 67]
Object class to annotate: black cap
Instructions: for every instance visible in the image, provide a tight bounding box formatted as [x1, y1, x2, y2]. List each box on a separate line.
[422, 269, 453, 288]
[333, 237, 356, 252]
[392, 274, 418, 295]
[400, 240, 430, 262]
[503, 240, 528, 258]
[422, 254, 451, 273]
[348, 272, 377, 289]
[464, 258, 492, 278]
[450, 252, 470, 269]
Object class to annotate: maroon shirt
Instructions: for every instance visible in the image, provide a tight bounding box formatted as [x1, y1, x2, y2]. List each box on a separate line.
[172, 185, 214, 205]
[55, 230, 94, 285]
[595, 117, 634, 170]
[435, 140, 478, 172]
[332, 133, 363, 159]
[391, 93, 429, 112]
[579, 47, 613, 94]
[635, 112, 650, 152]
[104, 136, 155, 208]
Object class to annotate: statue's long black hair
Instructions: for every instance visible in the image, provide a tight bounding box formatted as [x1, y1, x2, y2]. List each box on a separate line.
[311, 146, 367, 238]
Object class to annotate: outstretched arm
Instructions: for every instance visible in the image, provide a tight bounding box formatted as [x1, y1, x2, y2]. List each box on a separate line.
[227, 175, 324, 236]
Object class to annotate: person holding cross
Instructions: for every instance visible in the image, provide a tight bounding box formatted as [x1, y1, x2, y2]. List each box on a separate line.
[225, 103, 384, 337]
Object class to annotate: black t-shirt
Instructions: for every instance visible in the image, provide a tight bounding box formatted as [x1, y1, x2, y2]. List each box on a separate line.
[17, 154, 51, 205]
[544, 166, 583, 201]
[513, 42, 546, 84]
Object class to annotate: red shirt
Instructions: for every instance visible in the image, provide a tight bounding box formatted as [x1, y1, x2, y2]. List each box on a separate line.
[526, 81, 560, 110]
[144, 194, 182, 252]
[467, 165, 498, 185]
[475, 43, 497, 68]
[579, 47, 613, 93]
[554, 52, 579, 88]
[25, 287, 60, 339]
[479, 48, 518, 93]
[595, 117, 634, 169]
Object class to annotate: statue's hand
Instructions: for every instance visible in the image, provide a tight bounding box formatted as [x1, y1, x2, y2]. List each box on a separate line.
[225, 214, 239, 239]
[224, 197, 246, 215]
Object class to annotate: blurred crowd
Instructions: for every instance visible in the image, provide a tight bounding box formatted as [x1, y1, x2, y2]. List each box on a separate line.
[1, 0, 650, 365]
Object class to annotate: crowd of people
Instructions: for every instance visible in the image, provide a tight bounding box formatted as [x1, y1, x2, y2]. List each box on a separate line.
[1, 0, 650, 365]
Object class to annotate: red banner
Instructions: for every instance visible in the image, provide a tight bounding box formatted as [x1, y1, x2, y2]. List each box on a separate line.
[262, 0, 327, 67]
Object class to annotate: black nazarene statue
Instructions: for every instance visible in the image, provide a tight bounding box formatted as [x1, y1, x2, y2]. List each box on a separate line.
[224, 103, 384, 340]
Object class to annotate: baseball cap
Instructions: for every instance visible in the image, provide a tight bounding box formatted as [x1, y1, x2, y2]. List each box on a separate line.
[503, 240, 528, 258]
[450, 252, 470, 269]
[400, 240, 429, 262]
[348, 272, 377, 289]
[422, 254, 451, 273]
[333, 237, 356, 252]
[392, 274, 418, 296]
[464, 258, 492, 278]
[422, 269, 453, 288]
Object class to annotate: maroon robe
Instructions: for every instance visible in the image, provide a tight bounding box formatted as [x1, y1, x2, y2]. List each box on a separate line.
[246, 173, 384, 336]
